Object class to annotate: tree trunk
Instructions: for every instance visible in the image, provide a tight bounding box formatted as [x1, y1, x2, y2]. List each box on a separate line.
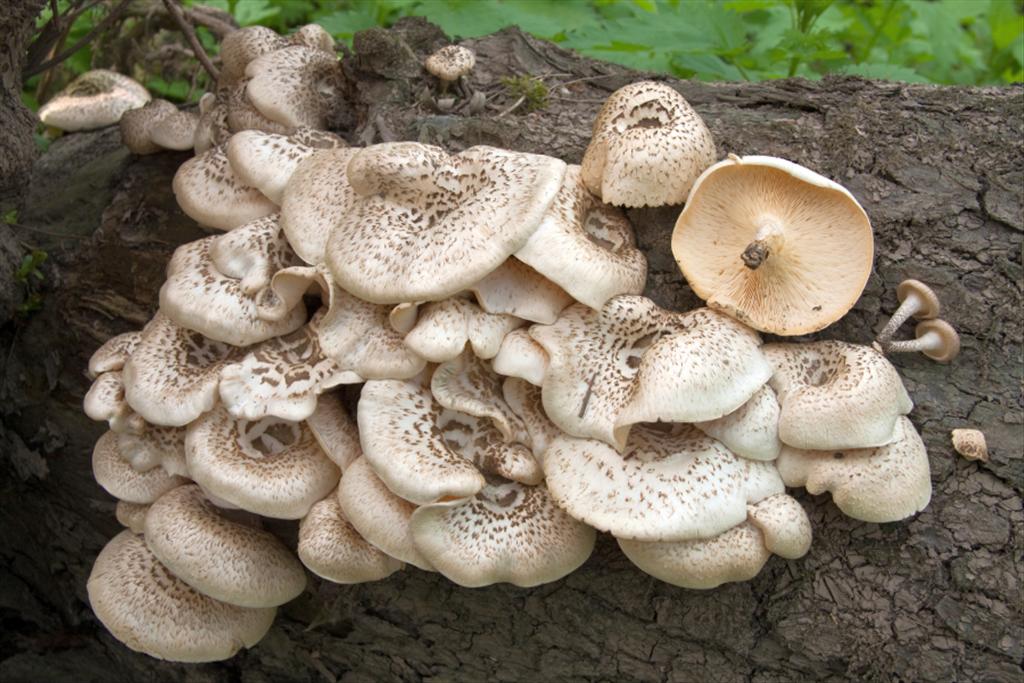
[1, 19, 1021, 683]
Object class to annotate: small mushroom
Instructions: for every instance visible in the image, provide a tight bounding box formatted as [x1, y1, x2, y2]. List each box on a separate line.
[876, 279, 942, 344]
[951, 428, 988, 462]
[92, 431, 189, 504]
[39, 69, 150, 132]
[87, 531, 276, 662]
[424, 45, 475, 94]
[881, 319, 961, 363]
[672, 155, 874, 335]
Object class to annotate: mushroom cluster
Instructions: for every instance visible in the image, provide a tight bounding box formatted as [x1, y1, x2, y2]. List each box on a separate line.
[71, 23, 960, 664]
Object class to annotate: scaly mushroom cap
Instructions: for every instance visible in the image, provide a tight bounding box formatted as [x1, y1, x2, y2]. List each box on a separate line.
[468, 258, 574, 325]
[336, 456, 435, 571]
[776, 416, 931, 523]
[159, 216, 307, 346]
[581, 81, 715, 208]
[115, 501, 150, 533]
[194, 92, 230, 153]
[297, 491, 404, 583]
[119, 99, 178, 154]
[618, 493, 810, 589]
[356, 376, 486, 505]
[112, 426, 189, 477]
[951, 428, 988, 463]
[279, 147, 359, 265]
[224, 79, 294, 136]
[87, 531, 276, 662]
[764, 341, 913, 450]
[516, 166, 647, 307]
[672, 155, 873, 335]
[172, 143, 277, 231]
[39, 69, 151, 131]
[402, 297, 525, 363]
[121, 313, 240, 427]
[245, 46, 343, 130]
[149, 108, 199, 151]
[327, 143, 567, 303]
[92, 431, 189, 504]
[502, 378, 562, 464]
[144, 485, 306, 607]
[492, 328, 549, 386]
[219, 311, 353, 422]
[543, 423, 784, 541]
[186, 406, 340, 519]
[219, 26, 288, 84]
[226, 129, 346, 204]
[88, 330, 141, 377]
[290, 24, 335, 53]
[411, 481, 595, 587]
[424, 45, 476, 82]
[532, 297, 771, 451]
[84, 371, 145, 434]
[694, 385, 782, 461]
[305, 394, 362, 471]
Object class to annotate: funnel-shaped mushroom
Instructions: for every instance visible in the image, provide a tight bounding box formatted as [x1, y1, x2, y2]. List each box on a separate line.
[172, 143, 277, 231]
[121, 314, 240, 427]
[39, 69, 150, 132]
[159, 216, 307, 347]
[777, 416, 931, 523]
[672, 155, 873, 335]
[144, 485, 306, 607]
[327, 142, 566, 303]
[279, 147, 359, 265]
[532, 297, 770, 450]
[543, 423, 784, 541]
[186, 406, 340, 519]
[411, 480, 595, 587]
[87, 531, 276, 662]
[516, 166, 647, 308]
[92, 431, 189, 504]
[764, 341, 913, 450]
[402, 297, 525, 363]
[84, 371, 145, 434]
[618, 493, 811, 589]
[694, 385, 782, 461]
[245, 46, 343, 130]
[226, 129, 346, 204]
[581, 81, 715, 208]
[336, 456, 435, 571]
[298, 490, 404, 583]
[492, 328, 549, 386]
[882, 319, 961, 363]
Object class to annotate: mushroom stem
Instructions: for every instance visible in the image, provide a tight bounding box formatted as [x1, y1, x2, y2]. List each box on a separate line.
[876, 295, 924, 344]
[883, 331, 942, 354]
[875, 280, 941, 345]
[881, 319, 960, 362]
[742, 219, 784, 270]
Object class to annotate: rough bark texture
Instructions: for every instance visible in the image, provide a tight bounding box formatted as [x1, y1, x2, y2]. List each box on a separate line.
[1, 20, 1022, 683]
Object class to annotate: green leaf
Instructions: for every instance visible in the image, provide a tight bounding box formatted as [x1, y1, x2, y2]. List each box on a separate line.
[3, 210, 18, 225]
[233, 0, 281, 26]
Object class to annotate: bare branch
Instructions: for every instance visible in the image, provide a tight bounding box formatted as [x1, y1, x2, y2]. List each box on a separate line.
[160, 0, 219, 83]
[24, 0, 133, 78]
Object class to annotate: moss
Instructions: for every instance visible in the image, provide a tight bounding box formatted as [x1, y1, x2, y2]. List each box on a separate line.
[499, 75, 548, 112]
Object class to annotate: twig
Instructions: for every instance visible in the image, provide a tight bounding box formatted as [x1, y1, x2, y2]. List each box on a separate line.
[161, 0, 219, 83]
[8, 222, 86, 239]
[24, 0, 133, 77]
[496, 95, 525, 118]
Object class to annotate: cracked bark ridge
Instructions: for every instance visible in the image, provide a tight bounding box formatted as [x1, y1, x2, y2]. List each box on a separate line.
[1, 20, 1022, 683]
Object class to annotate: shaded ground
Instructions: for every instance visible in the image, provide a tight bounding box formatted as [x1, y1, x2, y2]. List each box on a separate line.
[0, 20, 1021, 683]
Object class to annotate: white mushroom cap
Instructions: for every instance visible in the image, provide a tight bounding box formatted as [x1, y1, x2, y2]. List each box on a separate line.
[289, 24, 335, 53]
[516, 166, 647, 308]
[424, 45, 476, 82]
[149, 109, 199, 151]
[305, 393, 361, 472]
[172, 143, 277, 231]
[226, 129, 346, 204]
[776, 416, 931, 523]
[543, 423, 784, 541]
[411, 481, 595, 587]
[746, 493, 813, 560]
[224, 79, 294, 136]
[186, 406, 340, 519]
[93, 431, 189, 504]
[219, 26, 288, 84]
[402, 297, 525, 363]
[581, 81, 715, 207]
[144, 485, 306, 607]
[492, 328, 549, 386]
[297, 490, 404, 583]
[39, 70, 151, 132]
[764, 341, 913, 450]
[694, 385, 782, 461]
[115, 501, 149, 533]
[245, 45, 343, 130]
[356, 375, 485, 505]
[83, 371, 145, 434]
[467, 258, 573, 325]
[531, 297, 770, 450]
[279, 147, 359, 265]
[121, 313, 239, 427]
[88, 330, 141, 378]
[327, 143, 567, 304]
[672, 155, 873, 335]
[87, 531, 276, 662]
[336, 456, 435, 571]
[159, 217, 307, 347]
[119, 99, 179, 154]
[502, 378, 562, 465]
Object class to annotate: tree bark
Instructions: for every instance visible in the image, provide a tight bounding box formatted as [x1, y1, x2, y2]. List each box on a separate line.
[1, 19, 1021, 683]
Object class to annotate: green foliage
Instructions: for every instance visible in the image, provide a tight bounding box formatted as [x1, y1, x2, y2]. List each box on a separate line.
[501, 75, 549, 111]
[14, 249, 48, 317]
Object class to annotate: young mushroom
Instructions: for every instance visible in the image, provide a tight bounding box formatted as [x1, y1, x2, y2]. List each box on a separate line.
[881, 319, 961, 363]
[876, 279, 942, 344]
[424, 45, 476, 95]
